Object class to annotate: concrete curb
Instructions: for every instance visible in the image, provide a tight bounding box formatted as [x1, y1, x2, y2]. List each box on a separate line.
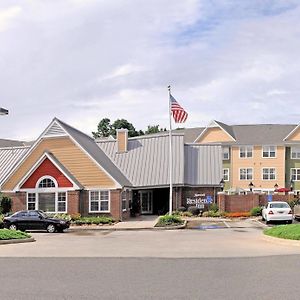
[0, 237, 35, 245]
[68, 220, 187, 232]
[262, 234, 300, 247]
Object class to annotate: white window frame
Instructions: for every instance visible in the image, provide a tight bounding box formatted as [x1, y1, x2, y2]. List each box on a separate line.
[26, 191, 68, 213]
[262, 168, 276, 180]
[27, 193, 37, 210]
[222, 147, 230, 160]
[89, 190, 110, 213]
[291, 146, 300, 159]
[223, 168, 229, 181]
[239, 168, 253, 180]
[262, 146, 276, 158]
[291, 168, 300, 181]
[122, 190, 127, 212]
[239, 146, 253, 158]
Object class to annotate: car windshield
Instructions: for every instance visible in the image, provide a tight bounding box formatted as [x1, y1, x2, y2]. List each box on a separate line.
[270, 203, 289, 209]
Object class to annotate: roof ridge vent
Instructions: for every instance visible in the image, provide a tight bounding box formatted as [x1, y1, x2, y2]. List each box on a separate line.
[43, 121, 67, 137]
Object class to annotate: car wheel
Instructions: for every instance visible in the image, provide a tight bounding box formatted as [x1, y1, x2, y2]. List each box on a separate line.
[46, 224, 56, 233]
[261, 214, 265, 221]
[9, 223, 17, 230]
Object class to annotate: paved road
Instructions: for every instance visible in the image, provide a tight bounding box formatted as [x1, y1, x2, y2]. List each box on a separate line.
[1, 256, 300, 300]
[0, 219, 299, 257]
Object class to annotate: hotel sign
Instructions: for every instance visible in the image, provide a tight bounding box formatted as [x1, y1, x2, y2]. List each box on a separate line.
[186, 193, 213, 209]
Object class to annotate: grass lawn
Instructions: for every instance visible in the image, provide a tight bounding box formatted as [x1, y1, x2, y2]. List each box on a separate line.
[264, 224, 300, 240]
[0, 229, 31, 240]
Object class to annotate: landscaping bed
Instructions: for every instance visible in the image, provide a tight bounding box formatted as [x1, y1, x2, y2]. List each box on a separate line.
[155, 215, 184, 227]
[264, 224, 300, 240]
[0, 229, 31, 240]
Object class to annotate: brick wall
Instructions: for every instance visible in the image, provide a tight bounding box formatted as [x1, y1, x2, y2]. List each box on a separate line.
[67, 191, 80, 215]
[5, 192, 26, 212]
[218, 193, 296, 212]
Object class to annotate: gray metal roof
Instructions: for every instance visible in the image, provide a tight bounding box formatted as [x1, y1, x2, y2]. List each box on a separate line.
[184, 144, 222, 186]
[56, 118, 132, 187]
[97, 133, 185, 187]
[0, 146, 30, 186]
[0, 139, 28, 148]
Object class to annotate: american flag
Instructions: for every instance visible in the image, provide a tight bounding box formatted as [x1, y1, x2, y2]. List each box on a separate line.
[170, 94, 188, 123]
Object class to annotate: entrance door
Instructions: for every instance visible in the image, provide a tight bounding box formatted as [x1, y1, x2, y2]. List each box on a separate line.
[140, 190, 153, 214]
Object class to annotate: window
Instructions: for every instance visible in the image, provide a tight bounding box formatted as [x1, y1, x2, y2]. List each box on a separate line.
[262, 146, 276, 158]
[291, 147, 300, 159]
[239, 146, 253, 158]
[27, 193, 36, 210]
[223, 168, 229, 181]
[122, 191, 127, 211]
[262, 168, 276, 180]
[38, 178, 55, 188]
[89, 190, 110, 212]
[57, 192, 67, 212]
[291, 168, 300, 181]
[38, 193, 55, 212]
[222, 147, 230, 160]
[239, 168, 253, 180]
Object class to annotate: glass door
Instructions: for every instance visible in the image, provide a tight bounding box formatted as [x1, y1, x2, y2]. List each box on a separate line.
[140, 190, 153, 214]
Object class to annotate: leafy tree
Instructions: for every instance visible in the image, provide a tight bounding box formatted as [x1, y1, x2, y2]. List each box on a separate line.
[145, 125, 167, 134]
[92, 118, 112, 138]
[111, 119, 139, 137]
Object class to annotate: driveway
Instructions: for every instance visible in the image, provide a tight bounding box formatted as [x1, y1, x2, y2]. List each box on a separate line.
[0, 219, 299, 258]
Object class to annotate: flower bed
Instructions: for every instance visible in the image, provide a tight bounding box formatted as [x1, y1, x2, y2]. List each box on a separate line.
[224, 212, 251, 218]
[0, 229, 31, 240]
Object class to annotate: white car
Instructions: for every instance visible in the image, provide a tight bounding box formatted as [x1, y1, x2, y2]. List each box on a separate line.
[262, 201, 293, 224]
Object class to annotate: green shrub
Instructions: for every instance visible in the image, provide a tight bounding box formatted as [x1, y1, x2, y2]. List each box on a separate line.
[182, 211, 193, 217]
[47, 213, 71, 221]
[209, 203, 219, 213]
[156, 215, 183, 227]
[0, 229, 30, 240]
[187, 206, 200, 216]
[202, 210, 223, 217]
[70, 213, 81, 221]
[250, 206, 262, 216]
[72, 216, 115, 225]
[0, 196, 12, 214]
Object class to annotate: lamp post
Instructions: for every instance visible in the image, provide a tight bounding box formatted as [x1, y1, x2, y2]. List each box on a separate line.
[290, 179, 294, 192]
[248, 181, 254, 193]
[0, 107, 8, 115]
[219, 178, 225, 192]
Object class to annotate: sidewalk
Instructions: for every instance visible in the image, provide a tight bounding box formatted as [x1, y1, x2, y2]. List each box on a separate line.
[69, 215, 159, 231]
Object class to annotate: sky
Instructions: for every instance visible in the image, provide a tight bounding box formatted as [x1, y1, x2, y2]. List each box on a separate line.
[1, 0, 300, 140]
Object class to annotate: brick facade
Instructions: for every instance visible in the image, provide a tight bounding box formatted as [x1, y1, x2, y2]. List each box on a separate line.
[5, 192, 26, 212]
[67, 191, 80, 215]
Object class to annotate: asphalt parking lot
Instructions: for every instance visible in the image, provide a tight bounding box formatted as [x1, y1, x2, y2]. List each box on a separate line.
[0, 218, 299, 258]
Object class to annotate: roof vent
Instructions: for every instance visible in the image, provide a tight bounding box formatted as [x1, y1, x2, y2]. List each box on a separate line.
[44, 122, 67, 137]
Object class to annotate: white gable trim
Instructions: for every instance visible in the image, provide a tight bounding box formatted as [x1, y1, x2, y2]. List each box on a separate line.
[14, 152, 81, 192]
[283, 124, 300, 141]
[193, 120, 236, 143]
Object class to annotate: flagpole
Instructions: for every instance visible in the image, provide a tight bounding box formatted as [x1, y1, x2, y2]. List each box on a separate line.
[168, 85, 173, 215]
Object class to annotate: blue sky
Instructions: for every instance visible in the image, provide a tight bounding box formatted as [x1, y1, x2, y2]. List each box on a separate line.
[1, 0, 300, 140]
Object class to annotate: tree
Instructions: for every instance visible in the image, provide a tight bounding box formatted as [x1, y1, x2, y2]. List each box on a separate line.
[111, 119, 139, 137]
[92, 118, 112, 138]
[145, 125, 167, 134]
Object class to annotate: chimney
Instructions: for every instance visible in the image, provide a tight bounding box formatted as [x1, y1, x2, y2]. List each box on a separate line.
[116, 129, 128, 153]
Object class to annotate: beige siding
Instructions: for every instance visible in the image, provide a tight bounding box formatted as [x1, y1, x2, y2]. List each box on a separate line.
[287, 128, 300, 141]
[2, 137, 116, 190]
[231, 145, 285, 189]
[196, 127, 234, 143]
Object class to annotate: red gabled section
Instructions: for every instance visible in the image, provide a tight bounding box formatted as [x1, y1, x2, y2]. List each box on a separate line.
[21, 158, 73, 188]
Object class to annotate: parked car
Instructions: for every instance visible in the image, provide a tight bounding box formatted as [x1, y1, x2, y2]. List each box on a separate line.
[262, 201, 293, 224]
[3, 210, 70, 233]
[293, 204, 300, 221]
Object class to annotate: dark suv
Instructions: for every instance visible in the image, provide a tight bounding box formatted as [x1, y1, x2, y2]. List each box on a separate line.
[3, 210, 70, 233]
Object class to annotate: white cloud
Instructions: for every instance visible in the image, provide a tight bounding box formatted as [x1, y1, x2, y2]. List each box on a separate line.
[0, 6, 21, 32]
